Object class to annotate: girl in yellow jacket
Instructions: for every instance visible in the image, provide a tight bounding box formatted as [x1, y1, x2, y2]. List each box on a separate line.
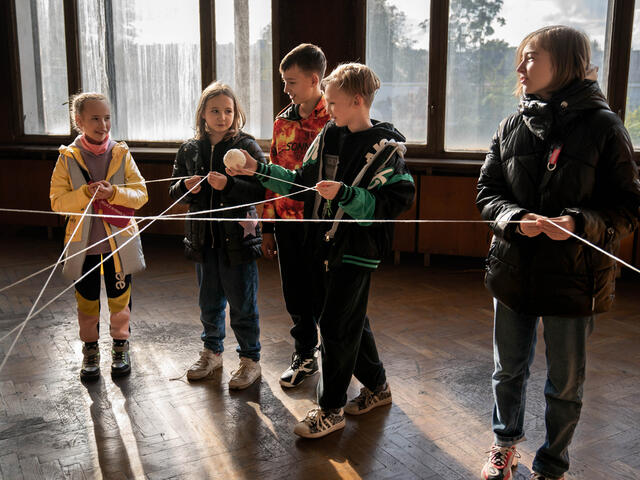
[49, 93, 148, 380]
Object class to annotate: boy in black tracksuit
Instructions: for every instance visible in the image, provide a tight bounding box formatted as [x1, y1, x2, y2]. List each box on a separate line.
[227, 63, 415, 438]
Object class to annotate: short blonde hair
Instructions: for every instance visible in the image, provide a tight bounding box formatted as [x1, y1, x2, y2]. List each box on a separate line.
[194, 82, 246, 141]
[69, 92, 109, 133]
[515, 25, 591, 97]
[322, 63, 381, 107]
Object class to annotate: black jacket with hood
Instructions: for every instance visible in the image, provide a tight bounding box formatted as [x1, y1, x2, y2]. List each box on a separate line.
[256, 120, 416, 271]
[476, 79, 640, 316]
[169, 132, 267, 265]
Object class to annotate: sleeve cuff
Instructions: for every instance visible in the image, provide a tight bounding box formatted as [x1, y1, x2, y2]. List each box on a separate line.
[222, 175, 235, 194]
[256, 162, 268, 177]
[562, 208, 585, 236]
[337, 183, 354, 205]
[108, 185, 118, 202]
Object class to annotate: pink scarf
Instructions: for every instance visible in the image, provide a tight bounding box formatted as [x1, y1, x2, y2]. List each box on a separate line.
[80, 134, 110, 155]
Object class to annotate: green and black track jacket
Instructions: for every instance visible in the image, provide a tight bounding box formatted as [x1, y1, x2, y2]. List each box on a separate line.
[256, 120, 415, 271]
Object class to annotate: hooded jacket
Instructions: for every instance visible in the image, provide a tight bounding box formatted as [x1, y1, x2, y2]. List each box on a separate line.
[50, 142, 148, 280]
[255, 120, 416, 270]
[477, 79, 640, 315]
[169, 132, 266, 265]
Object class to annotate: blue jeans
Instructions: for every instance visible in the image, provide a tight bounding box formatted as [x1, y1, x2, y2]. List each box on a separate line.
[491, 299, 594, 478]
[195, 248, 260, 360]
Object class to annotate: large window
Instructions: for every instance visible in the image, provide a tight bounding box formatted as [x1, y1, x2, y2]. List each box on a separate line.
[215, 0, 273, 139]
[365, 0, 621, 154]
[626, 5, 640, 148]
[366, 0, 429, 144]
[13, 0, 272, 142]
[15, 0, 69, 135]
[78, 0, 201, 141]
[445, 0, 611, 150]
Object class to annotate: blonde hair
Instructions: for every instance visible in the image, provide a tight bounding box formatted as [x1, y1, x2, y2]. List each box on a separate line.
[515, 25, 591, 97]
[321, 63, 381, 107]
[194, 82, 246, 141]
[69, 92, 109, 133]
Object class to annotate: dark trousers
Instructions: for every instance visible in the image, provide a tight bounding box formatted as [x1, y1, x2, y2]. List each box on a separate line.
[314, 263, 386, 410]
[275, 222, 318, 354]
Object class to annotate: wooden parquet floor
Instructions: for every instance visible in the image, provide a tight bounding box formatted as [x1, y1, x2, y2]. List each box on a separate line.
[0, 230, 638, 480]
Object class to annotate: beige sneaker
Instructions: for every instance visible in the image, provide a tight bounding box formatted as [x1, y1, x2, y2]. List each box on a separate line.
[293, 407, 345, 438]
[187, 349, 222, 380]
[228, 357, 261, 390]
[344, 383, 392, 415]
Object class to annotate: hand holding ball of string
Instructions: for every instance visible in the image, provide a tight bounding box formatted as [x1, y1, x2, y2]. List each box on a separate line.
[224, 149, 257, 176]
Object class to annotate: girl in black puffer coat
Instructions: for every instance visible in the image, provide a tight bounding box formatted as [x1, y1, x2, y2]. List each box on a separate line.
[477, 26, 640, 480]
[169, 82, 266, 390]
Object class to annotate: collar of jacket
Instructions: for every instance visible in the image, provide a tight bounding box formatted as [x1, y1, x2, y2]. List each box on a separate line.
[518, 79, 609, 141]
[58, 142, 129, 179]
[276, 95, 328, 122]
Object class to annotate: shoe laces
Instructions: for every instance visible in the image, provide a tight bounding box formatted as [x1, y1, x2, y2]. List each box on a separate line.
[290, 353, 304, 370]
[355, 386, 375, 405]
[486, 444, 518, 468]
[113, 350, 127, 363]
[193, 351, 214, 369]
[291, 352, 313, 370]
[84, 353, 99, 365]
[303, 408, 325, 428]
[232, 357, 253, 378]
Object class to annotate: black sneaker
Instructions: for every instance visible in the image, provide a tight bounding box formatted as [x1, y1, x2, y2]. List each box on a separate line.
[279, 351, 318, 388]
[80, 344, 100, 380]
[111, 340, 131, 377]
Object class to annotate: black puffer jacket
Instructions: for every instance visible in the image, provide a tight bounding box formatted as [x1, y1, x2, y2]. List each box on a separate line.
[477, 80, 640, 316]
[169, 132, 267, 265]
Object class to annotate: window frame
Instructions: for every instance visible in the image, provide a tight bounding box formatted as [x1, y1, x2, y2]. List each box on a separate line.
[6, 0, 273, 150]
[363, 0, 639, 161]
[5, 0, 639, 162]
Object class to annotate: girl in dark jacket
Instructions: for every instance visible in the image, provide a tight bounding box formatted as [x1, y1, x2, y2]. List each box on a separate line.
[477, 26, 640, 480]
[169, 82, 266, 390]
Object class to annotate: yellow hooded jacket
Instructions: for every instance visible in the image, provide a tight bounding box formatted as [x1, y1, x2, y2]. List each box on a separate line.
[49, 142, 148, 280]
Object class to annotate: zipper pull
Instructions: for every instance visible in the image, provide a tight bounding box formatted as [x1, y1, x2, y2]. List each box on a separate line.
[324, 259, 329, 272]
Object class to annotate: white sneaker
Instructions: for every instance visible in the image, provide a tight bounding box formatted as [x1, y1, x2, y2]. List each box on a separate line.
[187, 349, 222, 380]
[228, 357, 261, 390]
[293, 407, 346, 439]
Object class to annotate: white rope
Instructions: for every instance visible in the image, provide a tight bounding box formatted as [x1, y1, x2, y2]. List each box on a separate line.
[113, 175, 191, 187]
[0, 178, 206, 373]
[0, 185, 317, 294]
[0, 189, 98, 373]
[0, 217, 153, 294]
[546, 219, 640, 275]
[1, 170, 639, 304]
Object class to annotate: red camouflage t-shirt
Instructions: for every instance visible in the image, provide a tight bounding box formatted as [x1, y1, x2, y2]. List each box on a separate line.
[263, 96, 330, 220]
